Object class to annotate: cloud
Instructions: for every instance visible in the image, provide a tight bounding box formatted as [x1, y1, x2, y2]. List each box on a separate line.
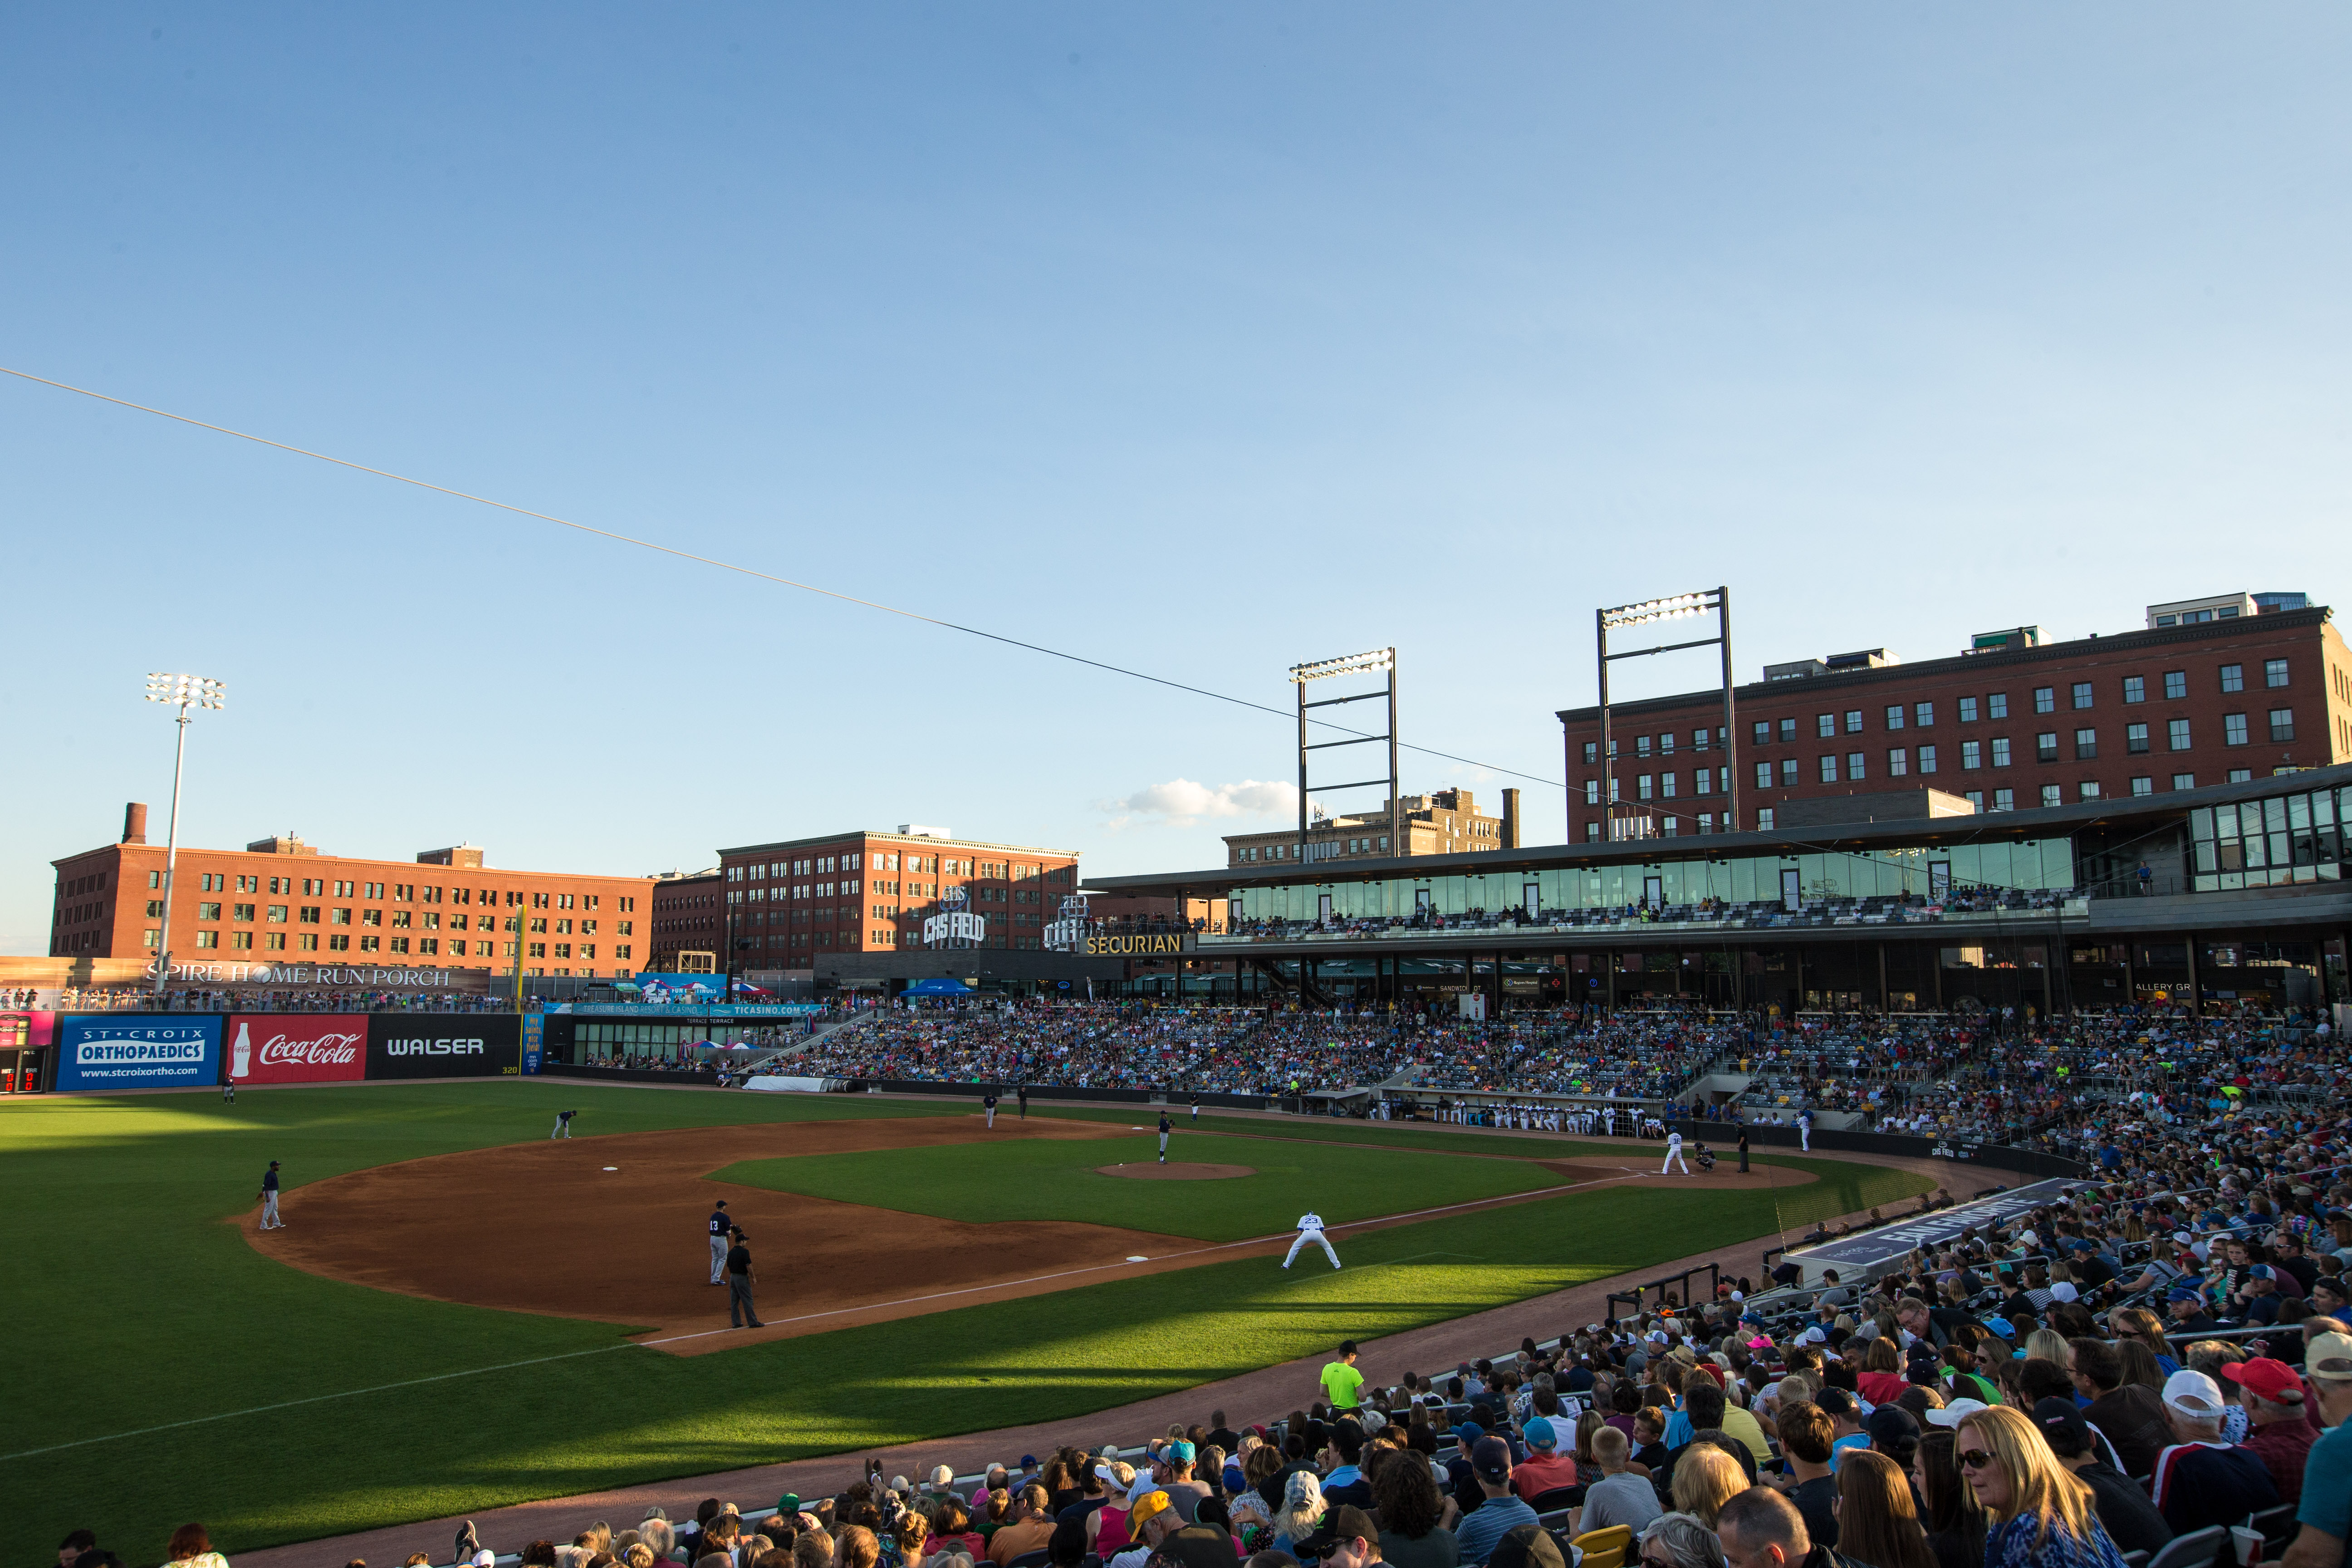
[1097, 778, 1316, 830]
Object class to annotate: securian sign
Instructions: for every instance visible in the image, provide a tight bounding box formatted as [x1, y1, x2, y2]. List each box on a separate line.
[1083, 933, 1185, 956]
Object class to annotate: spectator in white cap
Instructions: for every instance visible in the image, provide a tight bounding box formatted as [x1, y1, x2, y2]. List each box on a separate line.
[2149, 1368, 2277, 1535]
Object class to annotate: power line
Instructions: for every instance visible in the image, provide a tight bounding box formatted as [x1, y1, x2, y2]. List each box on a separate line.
[2, 364, 1565, 792]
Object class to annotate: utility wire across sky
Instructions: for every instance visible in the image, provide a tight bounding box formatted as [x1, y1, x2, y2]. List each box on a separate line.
[3, 364, 1565, 793]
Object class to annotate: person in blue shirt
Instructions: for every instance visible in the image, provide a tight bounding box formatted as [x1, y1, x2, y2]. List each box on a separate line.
[1453, 1438, 1538, 1568]
[2280, 1329, 2352, 1568]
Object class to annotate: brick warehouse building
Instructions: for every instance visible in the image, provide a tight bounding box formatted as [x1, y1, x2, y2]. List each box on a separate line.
[712, 826, 1080, 965]
[647, 868, 724, 970]
[49, 804, 657, 978]
[1557, 597, 2352, 840]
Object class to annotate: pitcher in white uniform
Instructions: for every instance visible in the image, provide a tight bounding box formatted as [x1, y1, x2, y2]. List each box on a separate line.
[1662, 1130, 1690, 1176]
[1284, 1211, 1342, 1269]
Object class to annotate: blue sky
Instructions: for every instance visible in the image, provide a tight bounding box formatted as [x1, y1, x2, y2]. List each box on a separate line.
[4, 5, 2348, 952]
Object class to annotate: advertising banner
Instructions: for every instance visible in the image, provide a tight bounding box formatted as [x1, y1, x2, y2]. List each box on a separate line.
[55, 1015, 221, 1092]
[226, 1015, 368, 1086]
[624, 974, 730, 1005]
[366, 1014, 520, 1079]
[520, 1014, 543, 1076]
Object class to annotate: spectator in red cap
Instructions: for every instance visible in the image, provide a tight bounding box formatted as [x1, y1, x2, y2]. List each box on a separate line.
[2225, 1357, 2317, 1505]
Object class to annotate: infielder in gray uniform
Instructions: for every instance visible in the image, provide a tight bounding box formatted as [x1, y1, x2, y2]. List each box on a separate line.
[707, 1200, 731, 1284]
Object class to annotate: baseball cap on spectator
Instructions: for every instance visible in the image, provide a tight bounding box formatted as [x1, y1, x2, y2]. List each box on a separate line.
[1328, 1508, 1379, 1548]
[1454, 1421, 1486, 1446]
[776, 1496, 799, 1519]
[1125, 1493, 1175, 1533]
[1867, 1406, 1921, 1446]
[2049, 1283, 2080, 1303]
[1470, 1436, 1514, 1483]
[2162, 1369, 2226, 1417]
[1984, 1318, 2017, 1340]
[2221, 1358, 2304, 1405]
[2166, 1286, 2203, 1303]
[1798, 1326, 1828, 1345]
[1166, 1441, 1196, 1463]
[1524, 1417, 1559, 1451]
[1923, 1397, 1989, 1428]
[474, 1554, 497, 1567]
[2033, 1397, 2094, 1458]
[1816, 1387, 1857, 1418]
[1490, 1526, 1568, 1568]
[2303, 1331, 2352, 1382]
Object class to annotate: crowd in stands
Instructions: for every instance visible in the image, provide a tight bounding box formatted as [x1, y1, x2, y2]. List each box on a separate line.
[52, 986, 517, 1013]
[1219, 890, 2076, 945]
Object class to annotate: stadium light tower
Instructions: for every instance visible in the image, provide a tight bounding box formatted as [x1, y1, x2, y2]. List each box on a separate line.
[1289, 647, 1400, 869]
[1595, 590, 1735, 842]
[144, 672, 226, 1000]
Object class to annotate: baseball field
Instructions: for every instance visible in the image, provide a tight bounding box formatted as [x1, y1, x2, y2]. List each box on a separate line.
[2, 1081, 1932, 1559]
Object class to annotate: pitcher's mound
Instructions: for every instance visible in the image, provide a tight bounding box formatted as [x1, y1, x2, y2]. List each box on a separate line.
[1098, 1161, 1256, 1181]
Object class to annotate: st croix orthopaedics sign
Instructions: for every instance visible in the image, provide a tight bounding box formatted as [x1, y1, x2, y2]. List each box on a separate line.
[1083, 933, 1187, 956]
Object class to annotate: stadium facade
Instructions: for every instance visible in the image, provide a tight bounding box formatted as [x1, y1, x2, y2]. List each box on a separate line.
[1081, 763, 2352, 1016]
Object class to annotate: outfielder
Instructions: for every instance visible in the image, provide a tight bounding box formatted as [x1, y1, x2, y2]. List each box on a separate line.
[1798, 1108, 1813, 1151]
[1189, 1094, 1200, 1122]
[551, 1108, 578, 1139]
[259, 1160, 284, 1228]
[707, 1200, 732, 1284]
[1284, 1211, 1341, 1269]
[984, 1090, 998, 1129]
[1662, 1128, 1690, 1176]
[1158, 1110, 1171, 1163]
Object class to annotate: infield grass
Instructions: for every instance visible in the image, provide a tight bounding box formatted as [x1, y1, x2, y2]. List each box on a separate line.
[1, 1082, 1928, 1562]
[715, 1130, 1572, 1241]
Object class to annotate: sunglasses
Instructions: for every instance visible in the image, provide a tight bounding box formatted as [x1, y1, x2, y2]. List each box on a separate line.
[1955, 1450, 1997, 1472]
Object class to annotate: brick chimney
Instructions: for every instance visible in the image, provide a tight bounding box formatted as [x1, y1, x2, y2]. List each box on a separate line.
[122, 802, 149, 844]
[1501, 788, 1521, 849]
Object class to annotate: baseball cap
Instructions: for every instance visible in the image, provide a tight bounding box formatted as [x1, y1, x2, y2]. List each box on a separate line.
[776, 1494, 800, 1518]
[1816, 1387, 1857, 1418]
[2033, 1396, 2093, 1458]
[473, 1554, 496, 1567]
[1524, 1416, 1559, 1451]
[1453, 1421, 1486, 1446]
[1328, 1507, 1379, 1547]
[2049, 1283, 2080, 1303]
[1924, 1397, 1989, 1428]
[1125, 1491, 1174, 1531]
[1490, 1526, 1568, 1568]
[1867, 1406, 1921, 1446]
[1470, 1435, 1514, 1482]
[1166, 1440, 1196, 1463]
[1984, 1317, 2017, 1340]
[2304, 1331, 2352, 1382]
[2166, 1285, 2204, 1303]
[2221, 1358, 2305, 1405]
[2162, 1368, 2226, 1416]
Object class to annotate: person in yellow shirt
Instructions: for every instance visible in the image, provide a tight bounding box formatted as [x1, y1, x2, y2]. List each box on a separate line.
[1322, 1340, 1366, 1412]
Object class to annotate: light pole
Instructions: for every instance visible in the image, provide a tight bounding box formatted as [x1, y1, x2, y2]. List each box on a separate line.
[144, 672, 226, 1001]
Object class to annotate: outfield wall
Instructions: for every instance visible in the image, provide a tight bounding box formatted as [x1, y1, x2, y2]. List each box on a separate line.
[36, 1013, 522, 1092]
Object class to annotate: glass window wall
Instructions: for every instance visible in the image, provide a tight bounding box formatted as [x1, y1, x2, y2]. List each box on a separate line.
[2190, 784, 2345, 891]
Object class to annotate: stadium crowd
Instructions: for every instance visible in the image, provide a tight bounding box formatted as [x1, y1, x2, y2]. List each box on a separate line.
[52, 986, 518, 1013]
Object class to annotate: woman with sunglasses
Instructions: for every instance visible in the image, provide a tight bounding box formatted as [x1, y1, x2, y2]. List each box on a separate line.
[1952, 1406, 2127, 1568]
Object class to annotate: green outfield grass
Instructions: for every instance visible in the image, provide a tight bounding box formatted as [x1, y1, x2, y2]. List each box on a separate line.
[714, 1129, 1574, 1241]
[0, 1082, 1928, 1562]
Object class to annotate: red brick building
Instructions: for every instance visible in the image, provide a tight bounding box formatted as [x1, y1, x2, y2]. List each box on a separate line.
[714, 826, 1080, 965]
[647, 869, 724, 970]
[1558, 601, 2352, 840]
[49, 804, 657, 978]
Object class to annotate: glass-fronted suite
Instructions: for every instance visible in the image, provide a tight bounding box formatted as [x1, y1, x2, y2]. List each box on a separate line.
[1223, 838, 2076, 926]
[2191, 785, 2347, 891]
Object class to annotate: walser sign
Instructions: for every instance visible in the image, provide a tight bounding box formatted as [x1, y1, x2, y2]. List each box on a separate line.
[365, 1015, 522, 1078]
[1083, 933, 1188, 956]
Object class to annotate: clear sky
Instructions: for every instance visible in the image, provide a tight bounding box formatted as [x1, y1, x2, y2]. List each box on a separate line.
[4, 5, 2348, 953]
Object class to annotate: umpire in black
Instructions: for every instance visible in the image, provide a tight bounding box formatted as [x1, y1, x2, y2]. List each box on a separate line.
[725, 1228, 764, 1328]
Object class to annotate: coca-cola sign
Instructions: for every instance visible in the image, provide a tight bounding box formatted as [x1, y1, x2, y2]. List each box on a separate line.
[227, 1015, 369, 1084]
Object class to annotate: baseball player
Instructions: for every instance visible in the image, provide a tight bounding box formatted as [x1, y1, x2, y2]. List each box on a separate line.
[259, 1160, 284, 1228]
[551, 1108, 578, 1139]
[222, 1073, 235, 1104]
[1284, 1211, 1340, 1269]
[1158, 1110, 1172, 1163]
[725, 1228, 764, 1328]
[1017, 1083, 1029, 1120]
[708, 1200, 732, 1284]
[1662, 1127, 1690, 1176]
[1798, 1107, 1813, 1151]
[1189, 1093, 1200, 1122]
[984, 1089, 998, 1129]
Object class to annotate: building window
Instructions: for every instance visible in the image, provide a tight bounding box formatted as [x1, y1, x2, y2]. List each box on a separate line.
[1965, 790, 1984, 811]
[2040, 784, 2062, 808]
[2123, 676, 2146, 704]
[197, 902, 222, 921]
[1753, 762, 1772, 790]
[1693, 769, 1711, 795]
[2130, 776, 2153, 796]
[1637, 774, 1653, 800]
[1756, 808, 1775, 830]
[232, 902, 254, 922]
[266, 933, 288, 951]
[1915, 701, 1934, 727]
[1917, 744, 1937, 774]
[2224, 713, 2249, 746]
[1888, 748, 1909, 777]
[1962, 740, 1982, 769]
[1993, 788, 2015, 812]
[2171, 772, 2196, 790]
[1816, 713, 1835, 738]
[1583, 779, 1600, 805]
[359, 935, 379, 952]
[2034, 686, 2056, 714]
[2036, 732, 2059, 763]
[1636, 735, 1651, 758]
[1883, 705, 1905, 730]
[2229, 768, 2253, 783]
[2079, 781, 2101, 800]
[1818, 755, 1839, 783]
[328, 934, 350, 951]
[1846, 751, 1865, 779]
[2073, 728, 2097, 760]
[144, 928, 160, 948]
[2268, 708, 2294, 742]
[1991, 737, 2013, 767]
[1749, 721, 1770, 746]
[266, 905, 288, 923]
[2220, 663, 2244, 693]
[529, 941, 547, 958]
[1988, 693, 2009, 719]
[2169, 718, 2192, 750]
[2126, 721, 2150, 754]
[1779, 758, 1799, 786]
[1582, 741, 1597, 764]
[231, 931, 253, 950]
[299, 934, 320, 952]
[1778, 717, 1797, 742]
[194, 930, 218, 949]
[1661, 772, 1678, 798]
[1844, 710, 1863, 733]
[2072, 682, 2093, 710]
[2164, 670, 2187, 700]
[1959, 696, 1979, 723]
[2265, 658, 2289, 688]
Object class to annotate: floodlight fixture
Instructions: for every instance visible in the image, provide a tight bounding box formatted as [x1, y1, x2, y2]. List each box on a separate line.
[142, 671, 226, 999]
[1599, 591, 1717, 631]
[1591, 588, 1738, 848]
[1289, 647, 1396, 684]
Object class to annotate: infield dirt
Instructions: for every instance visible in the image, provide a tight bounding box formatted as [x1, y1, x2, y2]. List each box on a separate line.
[248, 1112, 1813, 1356]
